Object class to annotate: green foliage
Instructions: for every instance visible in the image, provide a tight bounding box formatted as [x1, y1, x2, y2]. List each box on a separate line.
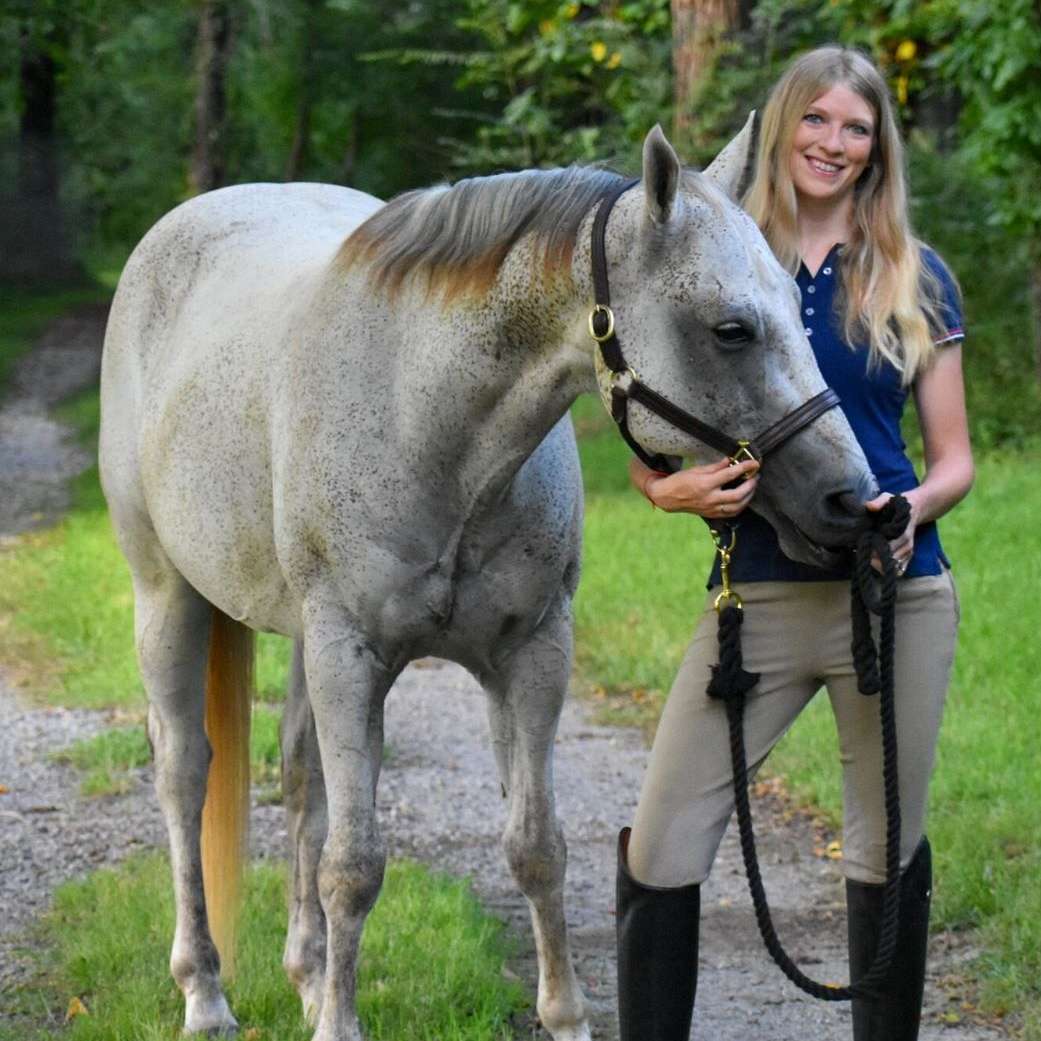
[0, 0, 488, 263]
[907, 142, 1041, 449]
[821, 0, 1041, 246]
[1, 856, 526, 1040]
[432, 0, 672, 171]
[57, 3, 196, 253]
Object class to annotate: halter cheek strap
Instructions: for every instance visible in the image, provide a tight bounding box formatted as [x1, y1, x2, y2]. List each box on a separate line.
[589, 178, 840, 473]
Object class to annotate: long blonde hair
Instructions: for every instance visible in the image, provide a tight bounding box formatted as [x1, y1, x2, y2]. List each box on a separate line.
[744, 46, 952, 384]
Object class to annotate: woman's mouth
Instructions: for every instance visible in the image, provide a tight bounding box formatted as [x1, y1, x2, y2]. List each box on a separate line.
[807, 156, 843, 177]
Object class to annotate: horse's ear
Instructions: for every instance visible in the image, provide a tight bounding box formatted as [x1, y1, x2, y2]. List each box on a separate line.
[642, 124, 681, 225]
[704, 110, 759, 201]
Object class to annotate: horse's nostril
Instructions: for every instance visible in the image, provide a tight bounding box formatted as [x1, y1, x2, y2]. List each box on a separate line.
[835, 491, 865, 517]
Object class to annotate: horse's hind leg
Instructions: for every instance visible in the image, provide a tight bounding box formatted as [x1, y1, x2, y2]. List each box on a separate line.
[281, 639, 328, 1023]
[301, 602, 396, 1041]
[132, 562, 238, 1035]
[484, 602, 591, 1041]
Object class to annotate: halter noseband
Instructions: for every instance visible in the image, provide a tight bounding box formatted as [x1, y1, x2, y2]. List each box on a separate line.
[589, 178, 840, 474]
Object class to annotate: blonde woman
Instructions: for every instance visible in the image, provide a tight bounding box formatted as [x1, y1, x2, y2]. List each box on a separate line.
[617, 46, 973, 1040]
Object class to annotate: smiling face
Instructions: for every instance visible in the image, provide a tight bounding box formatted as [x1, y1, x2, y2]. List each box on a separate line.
[789, 84, 875, 209]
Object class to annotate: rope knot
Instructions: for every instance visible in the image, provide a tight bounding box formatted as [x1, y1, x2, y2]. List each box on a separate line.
[707, 605, 760, 703]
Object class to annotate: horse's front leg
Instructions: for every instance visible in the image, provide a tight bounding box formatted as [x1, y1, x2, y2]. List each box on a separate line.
[281, 639, 328, 1024]
[302, 603, 395, 1041]
[484, 600, 591, 1041]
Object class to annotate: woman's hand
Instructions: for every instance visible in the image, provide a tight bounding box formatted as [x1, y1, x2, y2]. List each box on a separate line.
[630, 456, 760, 520]
[864, 490, 922, 574]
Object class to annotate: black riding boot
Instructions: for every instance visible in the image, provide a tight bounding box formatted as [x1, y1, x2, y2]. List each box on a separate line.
[846, 837, 932, 1041]
[616, 828, 700, 1041]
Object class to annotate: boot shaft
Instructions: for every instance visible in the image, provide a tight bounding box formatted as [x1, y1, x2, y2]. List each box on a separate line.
[616, 828, 700, 1041]
[846, 837, 932, 1041]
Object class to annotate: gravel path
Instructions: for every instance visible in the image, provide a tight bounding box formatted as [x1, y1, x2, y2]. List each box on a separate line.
[0, 308, 1010, 1039]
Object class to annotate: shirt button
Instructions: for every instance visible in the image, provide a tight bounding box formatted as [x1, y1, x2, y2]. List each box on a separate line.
[805, 307, 815, 316]
[805, 327, 813, 335]
[806, 285, 816, 294]
[823, 266, 832, 275]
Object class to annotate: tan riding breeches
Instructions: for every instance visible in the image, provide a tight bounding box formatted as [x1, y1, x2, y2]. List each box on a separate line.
[627, 573, 960, 888]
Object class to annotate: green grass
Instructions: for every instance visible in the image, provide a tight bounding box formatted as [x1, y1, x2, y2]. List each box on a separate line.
[51, 706, 286, 799]
[51, 726, 152, 798]
[572, 393, 1041, 1031]
[0, 855, 526, 1041]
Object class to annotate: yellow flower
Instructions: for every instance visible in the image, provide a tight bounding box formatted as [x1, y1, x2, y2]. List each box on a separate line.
[895, 39, 917, 62]
[606, 51, 622, 69]
[897, 75, 909, 105]
[590, 40, 607, 62]
[539, 19, 556, 35]
[564, 2, 579, 17]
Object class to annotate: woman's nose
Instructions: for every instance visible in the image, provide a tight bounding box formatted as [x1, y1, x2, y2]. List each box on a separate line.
[819, 127, 843, 154]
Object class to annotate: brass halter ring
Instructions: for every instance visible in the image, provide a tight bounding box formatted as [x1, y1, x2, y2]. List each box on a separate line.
[588, 304, 615, 342]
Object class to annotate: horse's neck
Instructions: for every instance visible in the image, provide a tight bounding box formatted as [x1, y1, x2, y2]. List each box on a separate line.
[399, 248, 593, 507]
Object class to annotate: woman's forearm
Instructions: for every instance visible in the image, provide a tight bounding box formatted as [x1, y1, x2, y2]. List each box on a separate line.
[906, 453, 974, 526]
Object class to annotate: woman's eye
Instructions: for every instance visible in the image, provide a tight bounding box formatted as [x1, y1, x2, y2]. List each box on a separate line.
[803, 113, 823, 124]
[849, 123, 871, 136]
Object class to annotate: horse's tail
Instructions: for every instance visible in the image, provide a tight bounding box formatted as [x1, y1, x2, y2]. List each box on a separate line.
[201, 608, 254, 978]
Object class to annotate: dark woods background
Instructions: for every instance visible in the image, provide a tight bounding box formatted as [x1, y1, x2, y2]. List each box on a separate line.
[2, 0, 1039, 447]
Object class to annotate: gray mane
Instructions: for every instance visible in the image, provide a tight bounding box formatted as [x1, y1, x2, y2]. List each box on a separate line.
[339, 166, 626, 301]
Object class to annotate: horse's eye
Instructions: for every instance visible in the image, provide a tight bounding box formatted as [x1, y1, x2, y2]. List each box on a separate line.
[714, 322, 754, 348]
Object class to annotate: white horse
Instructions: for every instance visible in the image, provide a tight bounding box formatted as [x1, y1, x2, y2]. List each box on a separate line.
[99, 122, 873, 1041]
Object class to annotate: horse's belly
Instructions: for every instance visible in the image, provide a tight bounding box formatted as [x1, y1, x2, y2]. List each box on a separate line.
[139, 390, 300, 635]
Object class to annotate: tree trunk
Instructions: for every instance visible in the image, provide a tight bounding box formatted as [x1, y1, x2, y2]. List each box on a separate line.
[671, 0, 748, 155]
[190, 0, 234, 195]
[0, 25, 79, 283]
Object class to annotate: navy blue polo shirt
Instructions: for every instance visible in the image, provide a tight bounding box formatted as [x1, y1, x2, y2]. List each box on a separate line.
[709, 244, 964, 586]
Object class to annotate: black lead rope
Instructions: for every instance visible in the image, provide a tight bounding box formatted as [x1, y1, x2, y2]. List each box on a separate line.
[707, 495, 912, 1001]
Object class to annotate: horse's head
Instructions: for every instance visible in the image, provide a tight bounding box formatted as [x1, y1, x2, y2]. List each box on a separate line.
[591, 122, 876, 567]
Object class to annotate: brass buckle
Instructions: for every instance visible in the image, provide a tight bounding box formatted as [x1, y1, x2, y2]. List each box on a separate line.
[588, 304, 615, 342]
[727, 439, 760, 484]
[728, 439, 758, 467]
[710, 526, 743, 612]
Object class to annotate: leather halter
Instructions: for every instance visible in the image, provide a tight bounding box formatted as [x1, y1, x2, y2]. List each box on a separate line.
[589, 178, 841, 474]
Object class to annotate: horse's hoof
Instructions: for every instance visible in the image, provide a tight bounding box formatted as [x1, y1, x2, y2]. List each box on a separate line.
[183, 992, 239, 1036]
[546, 1026, 592, 1041]
[182, 1025, 238, 1039]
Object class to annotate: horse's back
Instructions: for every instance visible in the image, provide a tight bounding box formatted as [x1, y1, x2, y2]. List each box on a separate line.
[102, 182, 380, 387]
[99, 183, 382, 626]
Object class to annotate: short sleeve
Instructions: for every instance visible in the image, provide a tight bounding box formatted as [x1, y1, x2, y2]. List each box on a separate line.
[920, 247, 964, 345]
